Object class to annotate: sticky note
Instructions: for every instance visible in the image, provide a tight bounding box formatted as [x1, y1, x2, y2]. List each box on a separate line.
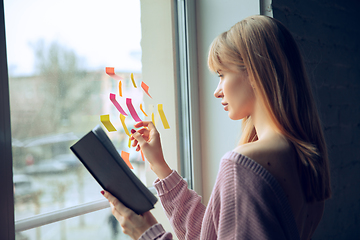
[120, 114, 130, 137]
[140, 150, 145, 161]
[140, 103, 148, 117]
[121, 151, 133, 169]
[119, 81, 122, 97]
[128, 137, 131, 148]
[110, 93, 127, 116]
[141, 81, 152, 98]
[126, 98, 142, 122]
[106, 67, 115, 74]
[131, 73, 137, 88]
[106, 67, 123, 80]
[158, 104, 170, 129]
[100, 114, 117, 132]
[152, 112, 155, 126]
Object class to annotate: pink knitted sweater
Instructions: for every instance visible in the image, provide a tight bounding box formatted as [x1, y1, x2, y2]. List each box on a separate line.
[139, 151, 300, 240]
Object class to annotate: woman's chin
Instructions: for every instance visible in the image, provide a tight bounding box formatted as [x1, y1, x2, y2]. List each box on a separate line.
[228, 112, 247, 121]
[228, 113, 240, 121]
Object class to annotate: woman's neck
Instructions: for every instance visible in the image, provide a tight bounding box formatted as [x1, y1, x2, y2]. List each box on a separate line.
[251, 97, 279, 141]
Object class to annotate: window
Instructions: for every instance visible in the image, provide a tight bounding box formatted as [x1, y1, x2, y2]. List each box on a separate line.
[1, 0, 199, 239]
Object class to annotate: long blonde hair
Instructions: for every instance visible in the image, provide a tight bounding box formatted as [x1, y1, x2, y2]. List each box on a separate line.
[208, 15, 331, 202]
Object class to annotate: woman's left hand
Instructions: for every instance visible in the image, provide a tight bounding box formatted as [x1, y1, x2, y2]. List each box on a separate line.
[102, 190, 158, 239]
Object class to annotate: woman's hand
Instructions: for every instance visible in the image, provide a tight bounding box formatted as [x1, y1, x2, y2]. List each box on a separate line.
[130, 121, 172, 179]
[102, 190, 158, 240]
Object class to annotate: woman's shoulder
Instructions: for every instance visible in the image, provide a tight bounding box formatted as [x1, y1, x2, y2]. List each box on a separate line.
[232, 134, 297, 176]
[233, 134, 308, 231]
[232, 134, 304, 203]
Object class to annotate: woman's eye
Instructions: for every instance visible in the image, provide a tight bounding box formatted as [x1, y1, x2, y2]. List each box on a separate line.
[217, 74, 223, 78]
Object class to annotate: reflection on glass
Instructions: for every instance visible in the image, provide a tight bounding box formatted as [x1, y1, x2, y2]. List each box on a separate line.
[5, 0, 145, 238]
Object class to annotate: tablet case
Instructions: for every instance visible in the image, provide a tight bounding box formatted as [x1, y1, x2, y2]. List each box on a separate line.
[70, 125, 157, 215]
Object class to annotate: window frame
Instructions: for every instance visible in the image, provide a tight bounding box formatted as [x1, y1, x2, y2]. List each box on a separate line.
[0, 0, 200, 238]
[175, 0, 202, 195]
[0, 0, 15, 238]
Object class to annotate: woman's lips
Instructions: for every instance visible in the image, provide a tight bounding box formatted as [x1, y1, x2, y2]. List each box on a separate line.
[222, 103, 228, 111]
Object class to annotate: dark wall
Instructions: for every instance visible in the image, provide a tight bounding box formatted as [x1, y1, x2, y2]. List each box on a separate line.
[273, 0, 360, 239]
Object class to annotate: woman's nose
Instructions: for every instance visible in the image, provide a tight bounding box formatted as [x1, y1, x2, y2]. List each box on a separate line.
[214, 83, 223, 98]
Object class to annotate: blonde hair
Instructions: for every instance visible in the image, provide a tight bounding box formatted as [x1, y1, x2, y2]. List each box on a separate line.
[208, 15, 331, 202]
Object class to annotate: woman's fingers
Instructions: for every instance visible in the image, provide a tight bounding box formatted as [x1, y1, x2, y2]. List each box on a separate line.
[132, 131, 149, 148]
[129, 126, 151, 152]
[109, 202, 123, 223]
[102, 190, 120, 208]
[137, 128, 150, 141]
[132, 120, 170, 179]
[132, 139, 138, 147]
[109, 200, 137, 236]
[134, 121, 153, 129]
[130, 128, 149, 141]
[102, 190, 158, 239]
[102, 190, 132, 218]
[135, 121, 157, 134]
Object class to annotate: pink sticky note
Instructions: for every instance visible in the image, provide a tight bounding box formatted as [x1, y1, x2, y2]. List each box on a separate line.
[126, 98, 142, 122]
[106, 67, 123, 80]
[141, 81, 152, 98]
[110, 93, 127, 116]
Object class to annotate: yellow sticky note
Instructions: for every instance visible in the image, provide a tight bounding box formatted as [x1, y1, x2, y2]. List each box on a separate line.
[100, 114, 117, 132]
[120, 114, 130, 137]
[152, 112, 155, 127]
[140, 103, 148, 117]
[131, 73, 137, 88]
[119, 81, 122, 97]
[158, 104, 170, 129]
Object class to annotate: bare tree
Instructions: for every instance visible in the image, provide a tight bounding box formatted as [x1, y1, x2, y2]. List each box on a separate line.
[10, 40, 102, 166]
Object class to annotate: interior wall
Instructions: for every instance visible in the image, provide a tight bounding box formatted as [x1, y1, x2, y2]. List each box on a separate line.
[195, 0, 360, 239]
[194, 0, 260, 204]
[272, 1, 360, 239]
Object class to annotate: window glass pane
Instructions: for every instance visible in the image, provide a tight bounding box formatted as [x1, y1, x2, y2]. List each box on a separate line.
[16, 208, 132, 240]
[5, 0, 149, 227]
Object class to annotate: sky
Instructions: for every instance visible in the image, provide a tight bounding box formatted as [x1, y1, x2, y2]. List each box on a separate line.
[4, 0, 142, 77]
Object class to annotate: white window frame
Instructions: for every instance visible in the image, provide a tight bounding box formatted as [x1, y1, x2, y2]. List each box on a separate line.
[175, 0, 202, 195]
[0, 0, 201, 238]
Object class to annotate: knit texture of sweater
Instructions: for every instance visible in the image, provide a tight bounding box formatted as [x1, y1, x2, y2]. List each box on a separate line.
[139, 151, 300, 240]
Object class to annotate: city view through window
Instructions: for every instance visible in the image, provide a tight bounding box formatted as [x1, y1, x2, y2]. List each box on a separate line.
[5, 0, 147, 239]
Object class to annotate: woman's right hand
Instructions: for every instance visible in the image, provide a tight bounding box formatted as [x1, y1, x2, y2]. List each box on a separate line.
[130, 121, 172, 179]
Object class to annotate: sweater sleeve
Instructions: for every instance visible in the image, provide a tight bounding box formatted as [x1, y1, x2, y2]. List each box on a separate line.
[138, 223, 173, 240]
[153, 170, 206, 240]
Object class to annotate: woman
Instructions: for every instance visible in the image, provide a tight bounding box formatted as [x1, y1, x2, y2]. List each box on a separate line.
[102, 15, 331, 240]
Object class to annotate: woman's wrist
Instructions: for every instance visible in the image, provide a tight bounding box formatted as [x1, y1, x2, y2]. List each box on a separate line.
[151, 162, 172, 180]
